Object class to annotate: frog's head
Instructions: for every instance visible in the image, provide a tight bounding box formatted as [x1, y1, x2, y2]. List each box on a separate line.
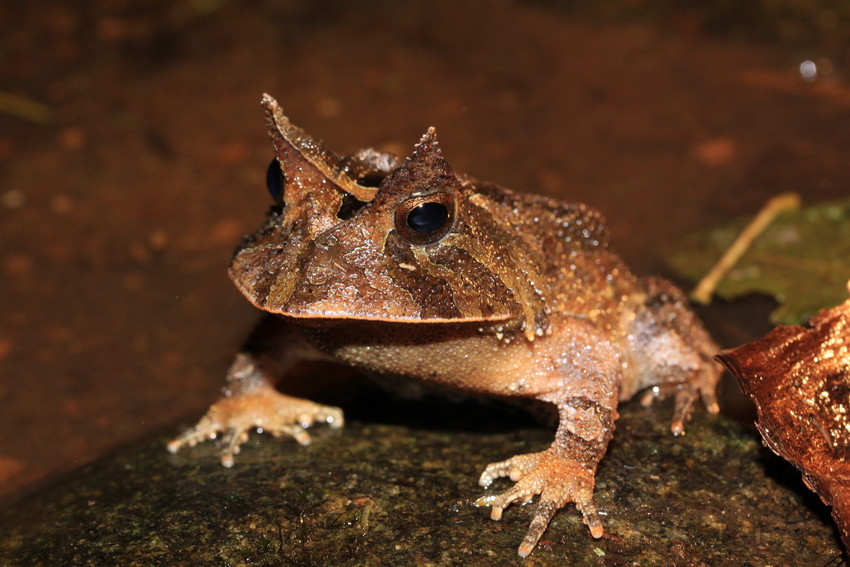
[228, 95, 548, 338]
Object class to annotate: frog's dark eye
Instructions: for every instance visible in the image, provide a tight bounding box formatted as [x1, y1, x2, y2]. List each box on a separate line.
[407, 202, 448, 232]
[394, 192, 455, 245]
[265, 158, 285, 205]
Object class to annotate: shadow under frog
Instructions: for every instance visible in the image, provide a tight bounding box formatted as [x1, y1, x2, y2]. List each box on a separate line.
[168, 94, 721, 558]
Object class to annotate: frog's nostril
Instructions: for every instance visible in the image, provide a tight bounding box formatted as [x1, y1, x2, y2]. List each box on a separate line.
[356, 172, 386, 188]
[337, 194, 368, 221]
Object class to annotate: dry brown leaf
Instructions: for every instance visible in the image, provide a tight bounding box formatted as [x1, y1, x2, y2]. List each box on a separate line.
[716, 295, 850, 548]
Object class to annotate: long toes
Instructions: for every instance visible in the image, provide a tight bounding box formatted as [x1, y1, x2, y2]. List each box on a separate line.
[671, 386, 697, 435]
[167, 433, 195, 454]
[478, 480, 539, 520]
[479, 453, 540, 487]
[518, 498, 561, 558]
[701, 388, 720, 415]
[313, 407, 344, 429]
[167, 421, 217, 453]
[577, 500, 604, 538]
[478, 459, 512, 487]
[639, 387, 659, 408]
[491, 486, 525, 510]
[269, 424, 312, 446]
[220, 428, 250, 468]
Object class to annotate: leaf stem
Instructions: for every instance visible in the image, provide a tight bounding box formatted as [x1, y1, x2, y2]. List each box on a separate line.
[0, 91, 52, 124]
[691, 192, 801, 304]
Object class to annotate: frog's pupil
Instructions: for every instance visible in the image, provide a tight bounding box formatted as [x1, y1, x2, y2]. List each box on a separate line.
[266, 158, 284, 203]
[407, 202, 448, 234]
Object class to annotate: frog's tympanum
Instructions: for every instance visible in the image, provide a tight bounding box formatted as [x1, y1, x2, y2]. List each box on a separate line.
[169, 94, 721, 557]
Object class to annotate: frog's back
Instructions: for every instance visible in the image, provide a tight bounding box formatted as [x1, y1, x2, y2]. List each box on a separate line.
[461, 179, 636, 329]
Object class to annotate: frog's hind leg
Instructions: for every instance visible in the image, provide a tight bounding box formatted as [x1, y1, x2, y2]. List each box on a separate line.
[628, 276, 722, 434]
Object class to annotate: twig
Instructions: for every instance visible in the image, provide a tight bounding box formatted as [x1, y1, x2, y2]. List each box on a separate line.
[0, 91, 52, 124]
[691, 192, 801, 304]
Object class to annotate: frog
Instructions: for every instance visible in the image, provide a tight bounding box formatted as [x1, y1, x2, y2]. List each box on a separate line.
[168, 93, 722, 558]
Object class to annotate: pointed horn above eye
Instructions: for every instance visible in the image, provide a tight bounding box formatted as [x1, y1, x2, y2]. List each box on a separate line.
[398, 125, 455, 178]
[413, 126, 440, 155]
[260, 94, 377, 202]
[421, 126, 438, 143]
[372, 124, 461, 203]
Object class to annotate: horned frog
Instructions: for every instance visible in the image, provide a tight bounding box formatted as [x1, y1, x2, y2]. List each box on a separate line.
[169, 94, 721, 557]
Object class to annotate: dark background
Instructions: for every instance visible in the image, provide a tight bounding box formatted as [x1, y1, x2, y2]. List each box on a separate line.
[2, 0, 849, 504]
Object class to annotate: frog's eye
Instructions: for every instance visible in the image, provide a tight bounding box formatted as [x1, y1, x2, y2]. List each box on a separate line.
[265, 158, 285, 205]
[394, 192, 455, 245]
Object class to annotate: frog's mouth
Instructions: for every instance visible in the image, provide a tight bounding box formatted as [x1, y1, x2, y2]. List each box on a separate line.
[228, 193, 519, 327]
[229, 228, 519, 330]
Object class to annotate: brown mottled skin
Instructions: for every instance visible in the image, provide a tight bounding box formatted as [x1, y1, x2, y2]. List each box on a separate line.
[168, 94, 721, 557]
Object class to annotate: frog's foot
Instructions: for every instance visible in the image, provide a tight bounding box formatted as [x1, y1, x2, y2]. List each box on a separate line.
[640, 374, 720, 435]
[167, 385, 343, 467]
[475, 448, 602, 557]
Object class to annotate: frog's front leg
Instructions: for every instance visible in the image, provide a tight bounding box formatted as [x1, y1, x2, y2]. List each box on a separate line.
[476, 334, 620, 557]
[167, 319, 342, 467]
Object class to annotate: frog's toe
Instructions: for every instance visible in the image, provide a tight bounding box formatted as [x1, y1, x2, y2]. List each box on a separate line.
[294, 405, 345, 430]
[475, 484, 535, 520]
[518, 497, 565, 557]
[700, 384, 721, 415]
[639, 382, 701, 435]
[521, 480, 603, 557]
[166, 412, 224, 454]
[478, 451, 539, 487]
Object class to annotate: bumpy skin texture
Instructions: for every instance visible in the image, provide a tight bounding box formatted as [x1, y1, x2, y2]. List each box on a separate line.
[168, 94, 721, 557]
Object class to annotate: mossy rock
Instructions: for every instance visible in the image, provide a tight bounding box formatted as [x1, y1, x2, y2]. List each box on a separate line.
[0, 400, 844, 566]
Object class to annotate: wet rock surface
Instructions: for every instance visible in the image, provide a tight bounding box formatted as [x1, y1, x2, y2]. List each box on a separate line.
[1, 399, 844, 566]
